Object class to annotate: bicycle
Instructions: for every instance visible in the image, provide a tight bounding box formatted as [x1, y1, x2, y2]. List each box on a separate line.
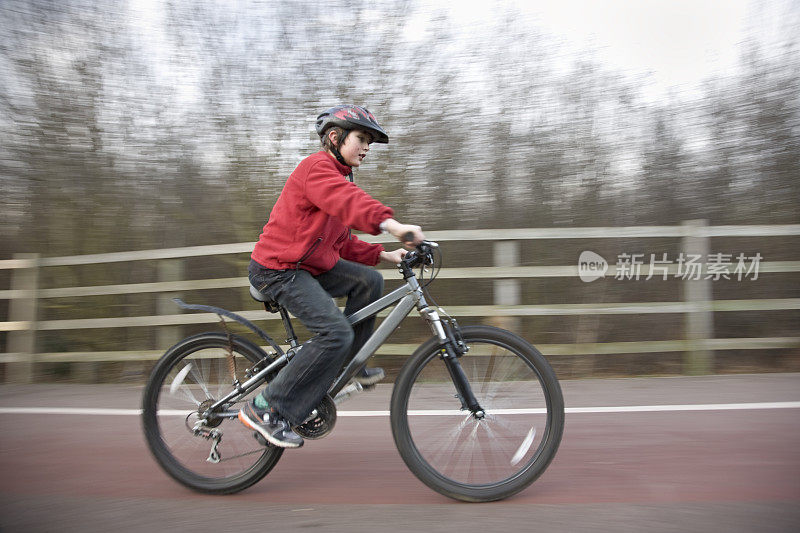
[141, 239, 564, 502]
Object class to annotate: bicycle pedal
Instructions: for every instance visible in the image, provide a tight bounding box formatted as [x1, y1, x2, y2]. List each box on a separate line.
[253, 432, 269, 447]
[334, 381, 365, 404]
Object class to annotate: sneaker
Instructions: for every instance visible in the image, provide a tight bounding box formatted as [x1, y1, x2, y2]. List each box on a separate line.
[238, 400, 304, 449]
[354, 366, 385, 386]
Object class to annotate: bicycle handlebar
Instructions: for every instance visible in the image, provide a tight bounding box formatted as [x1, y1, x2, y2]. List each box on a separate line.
[400, 238, 438, 270]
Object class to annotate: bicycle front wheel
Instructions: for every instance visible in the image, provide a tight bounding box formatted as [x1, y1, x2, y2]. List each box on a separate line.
[390, 325, 564, 502]
[142, 332, 283, 494]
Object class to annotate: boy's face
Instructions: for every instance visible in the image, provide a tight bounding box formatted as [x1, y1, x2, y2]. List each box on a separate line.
[337, 129, 373, 168]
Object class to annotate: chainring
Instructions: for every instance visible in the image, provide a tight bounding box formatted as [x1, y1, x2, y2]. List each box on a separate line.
[294, 394, 337, 440]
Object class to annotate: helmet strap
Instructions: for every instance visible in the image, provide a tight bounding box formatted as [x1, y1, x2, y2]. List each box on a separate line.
[328, 129, 351, 167]
[330, 145, 348, 166]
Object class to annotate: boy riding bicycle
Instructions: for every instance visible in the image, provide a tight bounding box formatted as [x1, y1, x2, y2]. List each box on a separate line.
[239, 105, 425, 448]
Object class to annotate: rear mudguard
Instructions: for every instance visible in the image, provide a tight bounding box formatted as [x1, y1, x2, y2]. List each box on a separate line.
[173, 298, 284, 355]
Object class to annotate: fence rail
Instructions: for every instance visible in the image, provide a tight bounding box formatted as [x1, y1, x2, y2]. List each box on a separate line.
[2, 222, 799, 382]
[3, 224, 800, 270]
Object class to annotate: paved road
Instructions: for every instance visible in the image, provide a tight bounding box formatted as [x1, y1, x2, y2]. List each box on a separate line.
[1, 374, 799, 532]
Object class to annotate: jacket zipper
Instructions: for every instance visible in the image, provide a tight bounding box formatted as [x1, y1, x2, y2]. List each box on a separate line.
[291, 237, 323, 282]
[296, 237, 323, 269]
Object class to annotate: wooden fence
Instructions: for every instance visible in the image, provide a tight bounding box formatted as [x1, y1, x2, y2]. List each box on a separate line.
[2, 221, 799, 382]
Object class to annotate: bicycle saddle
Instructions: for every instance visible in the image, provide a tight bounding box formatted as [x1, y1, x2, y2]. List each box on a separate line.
[249, 284, 282, 313]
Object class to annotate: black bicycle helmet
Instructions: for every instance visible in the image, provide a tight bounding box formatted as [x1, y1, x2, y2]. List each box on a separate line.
[315, 105, 389, 144]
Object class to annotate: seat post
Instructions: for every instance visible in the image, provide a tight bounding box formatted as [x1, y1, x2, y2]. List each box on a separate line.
[275, 305, 299, 348]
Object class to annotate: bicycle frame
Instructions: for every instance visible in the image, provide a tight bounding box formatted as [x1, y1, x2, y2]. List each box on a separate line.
[330, 274, 434, 395]
[205, 260, 482, 419]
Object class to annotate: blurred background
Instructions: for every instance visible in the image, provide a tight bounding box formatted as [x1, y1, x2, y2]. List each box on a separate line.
[1, 0, 798, 382]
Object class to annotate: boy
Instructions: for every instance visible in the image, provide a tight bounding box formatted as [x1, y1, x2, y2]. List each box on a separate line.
[239, 105, 424, 448]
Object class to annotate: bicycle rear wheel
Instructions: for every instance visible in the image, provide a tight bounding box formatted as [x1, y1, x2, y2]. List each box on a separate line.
[142, 332, 283, 494]
[391, 325, 564, 502]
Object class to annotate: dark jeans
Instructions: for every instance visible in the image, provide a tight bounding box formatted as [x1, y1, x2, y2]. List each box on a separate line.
[248, 259, 383, 425]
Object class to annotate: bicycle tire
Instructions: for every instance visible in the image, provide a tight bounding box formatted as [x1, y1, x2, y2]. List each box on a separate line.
[142, 332, 283, 494]
[390, 325, 564, 502]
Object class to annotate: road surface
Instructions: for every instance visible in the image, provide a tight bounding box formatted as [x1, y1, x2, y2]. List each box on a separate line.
[1, 373, 798, 532]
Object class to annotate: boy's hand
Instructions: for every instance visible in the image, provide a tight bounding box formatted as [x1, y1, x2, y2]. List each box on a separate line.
[381, 218, 425, 247]
[380, 249, 407, 264]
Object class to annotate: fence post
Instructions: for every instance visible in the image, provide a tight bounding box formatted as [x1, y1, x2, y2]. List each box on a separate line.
[6, 253, 40, 383]
[681, 219, 714, 375]
[119, 259, 184, 382]
[493, 241, 521, 333]
[157, 259, 184, 350]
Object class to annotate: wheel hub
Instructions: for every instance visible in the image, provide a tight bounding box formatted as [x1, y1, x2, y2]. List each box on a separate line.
[198, 398, 223, 428]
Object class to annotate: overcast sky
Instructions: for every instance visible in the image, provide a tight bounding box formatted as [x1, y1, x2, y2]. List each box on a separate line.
[408, 0, 781, 101]
[123, 0, 795, 106]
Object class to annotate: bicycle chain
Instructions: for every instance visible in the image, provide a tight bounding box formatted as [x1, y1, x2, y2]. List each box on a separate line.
[214, 447, 265, 463]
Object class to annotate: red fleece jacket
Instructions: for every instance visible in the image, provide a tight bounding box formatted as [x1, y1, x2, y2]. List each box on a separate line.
[251, 151, 393, 275]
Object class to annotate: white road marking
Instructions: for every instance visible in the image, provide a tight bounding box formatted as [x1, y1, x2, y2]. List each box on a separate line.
[0, 402, 798, 417]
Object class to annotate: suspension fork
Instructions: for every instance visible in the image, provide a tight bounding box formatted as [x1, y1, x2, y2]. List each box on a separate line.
[420, 305, 485, 418]
[441, 345, 484, 418]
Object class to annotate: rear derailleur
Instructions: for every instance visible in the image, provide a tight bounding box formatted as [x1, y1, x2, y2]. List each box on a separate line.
[187, 399, 223, 463]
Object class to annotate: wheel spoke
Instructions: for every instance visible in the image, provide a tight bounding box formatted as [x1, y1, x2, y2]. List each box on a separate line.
[474, 421, 503, 480]
[189, 359, 213, 400]
[424, 414, 474, 470]
[175, 382, 201, 406]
